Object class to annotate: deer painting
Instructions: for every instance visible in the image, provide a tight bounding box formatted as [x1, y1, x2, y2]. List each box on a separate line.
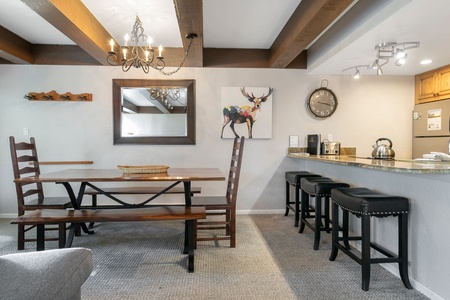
[221, 87, 273, 139]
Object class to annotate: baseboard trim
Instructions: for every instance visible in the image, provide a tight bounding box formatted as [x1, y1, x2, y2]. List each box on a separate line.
[237, 209, 285, 215]
[0, 213, 17, 219]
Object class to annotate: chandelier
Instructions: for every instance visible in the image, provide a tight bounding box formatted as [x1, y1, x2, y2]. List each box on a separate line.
[343, 41, 420, 78]
[107, 15, 197, 76]
[149, 87, 185, 111]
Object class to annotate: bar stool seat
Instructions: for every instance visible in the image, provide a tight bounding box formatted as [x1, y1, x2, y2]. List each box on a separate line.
[329, 187, 412, 291]
[285, 171, 321, 227]
[299, 177, 350, 250]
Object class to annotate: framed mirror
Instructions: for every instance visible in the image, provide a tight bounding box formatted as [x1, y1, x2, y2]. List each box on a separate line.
[113, 79, 196, 145]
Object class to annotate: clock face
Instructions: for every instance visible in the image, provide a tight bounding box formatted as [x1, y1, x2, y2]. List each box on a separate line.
[307, 88, 338, 118]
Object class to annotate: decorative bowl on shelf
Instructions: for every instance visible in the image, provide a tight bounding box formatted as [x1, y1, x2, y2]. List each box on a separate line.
[117, 165, 169, 174]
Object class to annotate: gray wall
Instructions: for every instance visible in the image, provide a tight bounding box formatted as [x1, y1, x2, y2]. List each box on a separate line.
[0, 65, 414, 215]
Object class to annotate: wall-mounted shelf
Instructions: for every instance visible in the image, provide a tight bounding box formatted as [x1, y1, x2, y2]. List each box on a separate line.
[24, 90, 92, 101]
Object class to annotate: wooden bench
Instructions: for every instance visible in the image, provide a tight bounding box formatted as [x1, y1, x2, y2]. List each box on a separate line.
[11, 206, 206, 273]
[83, 186, 202, 228]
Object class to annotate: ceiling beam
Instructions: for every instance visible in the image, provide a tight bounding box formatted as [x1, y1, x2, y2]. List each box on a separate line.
[123, 99, 139, 114]
[203, 49, 269, 68]
[0, 25, 33, 64]
[21, 0, 115, 66]
[269, 0, 354, 68]
[173, 0, 203, 67]
[32, 45, 101, 65]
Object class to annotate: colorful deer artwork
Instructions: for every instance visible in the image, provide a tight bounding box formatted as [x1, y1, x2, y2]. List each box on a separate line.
[221, 87, 273, 139]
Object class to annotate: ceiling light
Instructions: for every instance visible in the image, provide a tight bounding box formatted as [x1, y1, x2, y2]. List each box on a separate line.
[395, 49, 406, 59]
[342, 65, 370, 79]
[371, 59, 379, 69]
[375, 42, 419, 69]
[107, 15, 197, 76]
[395, 54, 407, 66]
[377, 66, 383, 76]
[343, 41, 419, 77]
[420, 59, 432, 65]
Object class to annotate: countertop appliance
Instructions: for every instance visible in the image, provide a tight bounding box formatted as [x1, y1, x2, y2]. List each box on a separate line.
[371, 138, 395, 159]
[413, 99, 450, 158]
[321, 141, 340, 155]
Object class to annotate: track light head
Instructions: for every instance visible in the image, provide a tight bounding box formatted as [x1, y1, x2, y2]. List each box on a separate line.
[395, 49, 406, 59]
[377, 67, 383, 76]
[395, 53, 408, 66]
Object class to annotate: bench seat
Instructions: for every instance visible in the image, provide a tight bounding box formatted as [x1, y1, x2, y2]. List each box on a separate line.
[11, 206, 206, 273]
[12, 206, 205, 224]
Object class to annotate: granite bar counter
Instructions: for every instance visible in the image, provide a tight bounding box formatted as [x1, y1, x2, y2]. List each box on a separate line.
[287, 147, 450, 174]
[286, 147, 450, 299]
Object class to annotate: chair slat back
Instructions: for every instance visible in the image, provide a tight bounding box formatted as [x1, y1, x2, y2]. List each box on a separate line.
[9, 136, 45, 213]
[225, 137, 245, 205]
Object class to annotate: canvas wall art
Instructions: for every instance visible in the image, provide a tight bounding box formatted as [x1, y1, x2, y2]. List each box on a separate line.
[220, 86, 273, 139]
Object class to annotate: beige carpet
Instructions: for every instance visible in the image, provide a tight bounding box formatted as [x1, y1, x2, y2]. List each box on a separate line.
[0, 215, 429, 299]
[0, 217, 297, 300]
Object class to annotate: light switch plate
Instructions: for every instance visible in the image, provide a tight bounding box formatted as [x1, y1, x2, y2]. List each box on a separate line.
[289, 135, 299, 147]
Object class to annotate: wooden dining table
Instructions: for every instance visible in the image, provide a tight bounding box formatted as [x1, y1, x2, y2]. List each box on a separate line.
[14, 167, 225, 246]
[15, 168, 225, 208]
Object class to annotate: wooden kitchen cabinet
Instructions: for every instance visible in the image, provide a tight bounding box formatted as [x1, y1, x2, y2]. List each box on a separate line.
[415, 65, 450, 104]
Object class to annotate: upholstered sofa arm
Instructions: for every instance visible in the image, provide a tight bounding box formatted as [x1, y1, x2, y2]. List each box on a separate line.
[0, 247, 93, 300]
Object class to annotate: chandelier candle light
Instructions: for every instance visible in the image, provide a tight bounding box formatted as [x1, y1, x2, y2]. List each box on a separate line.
[107, 15, 197, 75]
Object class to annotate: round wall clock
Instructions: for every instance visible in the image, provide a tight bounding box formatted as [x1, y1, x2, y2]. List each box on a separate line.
[307, 79, 338, 118]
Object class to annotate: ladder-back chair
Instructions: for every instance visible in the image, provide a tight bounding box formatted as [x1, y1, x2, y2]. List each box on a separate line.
[9, 136, 72, 250]
[192, 136, 245, 248]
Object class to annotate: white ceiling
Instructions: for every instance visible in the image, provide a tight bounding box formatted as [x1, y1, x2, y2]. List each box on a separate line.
[308, 0, 450, 76]
[1, 0, 450, 76]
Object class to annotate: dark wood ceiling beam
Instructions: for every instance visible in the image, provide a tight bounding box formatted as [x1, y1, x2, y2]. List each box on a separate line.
[269, 0, 354, 68]
[0, 25, 33, 64]
[32, 45, 101, 65]
[203, 48, 270, 68]
[123, 99, 139, 114]
[21, 0, 115, 66]
[173, 0, 203, 67]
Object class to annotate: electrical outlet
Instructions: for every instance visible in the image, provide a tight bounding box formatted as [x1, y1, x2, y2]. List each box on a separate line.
[327, 134, 333, 141]
[23, 128, 29, 136]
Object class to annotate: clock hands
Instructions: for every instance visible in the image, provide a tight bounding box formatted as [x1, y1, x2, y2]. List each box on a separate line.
[318, 101, 332, 106]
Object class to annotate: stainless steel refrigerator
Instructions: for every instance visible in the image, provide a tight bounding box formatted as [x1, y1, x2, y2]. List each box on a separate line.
[413, 99, 450, 158]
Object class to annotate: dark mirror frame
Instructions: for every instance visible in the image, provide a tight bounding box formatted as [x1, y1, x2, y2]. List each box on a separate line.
[113, 79, 196, 145]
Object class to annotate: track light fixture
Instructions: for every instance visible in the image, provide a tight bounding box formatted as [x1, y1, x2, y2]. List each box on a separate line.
[376, 41, 419, 68]
[343, 41, 419, 78]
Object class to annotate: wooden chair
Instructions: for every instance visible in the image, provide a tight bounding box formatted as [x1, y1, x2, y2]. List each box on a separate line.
[9, 136, 72, 250]
[192, 137, 245, 248]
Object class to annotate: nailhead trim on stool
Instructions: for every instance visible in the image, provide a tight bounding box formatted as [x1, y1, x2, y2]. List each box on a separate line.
[299, 177, 350, 250]
[329, 187, 413, 291]
[285, 171, 321, 227]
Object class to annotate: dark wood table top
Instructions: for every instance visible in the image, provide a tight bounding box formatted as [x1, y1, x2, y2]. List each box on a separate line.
[15, 168, 225, 183]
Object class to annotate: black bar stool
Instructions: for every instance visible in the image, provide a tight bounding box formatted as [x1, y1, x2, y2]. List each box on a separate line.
[285, 171, 321, 227]
[299, 177, 350, 250]
[329, 187, 412, 291]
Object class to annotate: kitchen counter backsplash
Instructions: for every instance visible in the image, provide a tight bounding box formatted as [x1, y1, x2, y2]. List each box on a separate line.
[287, 147, 357, 156]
